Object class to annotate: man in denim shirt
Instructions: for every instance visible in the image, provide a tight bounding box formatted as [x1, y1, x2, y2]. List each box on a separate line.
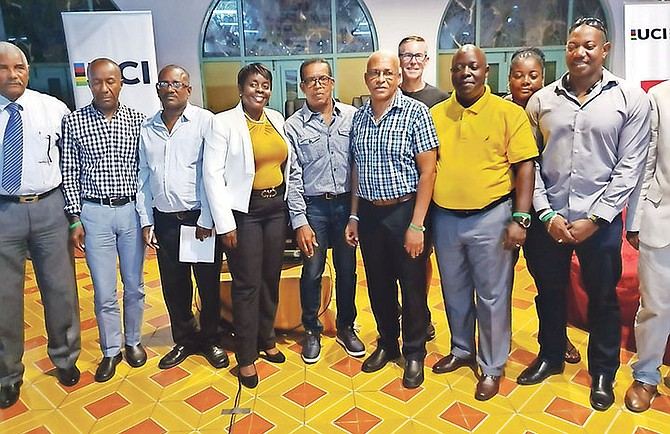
[285, 58, 364, 364]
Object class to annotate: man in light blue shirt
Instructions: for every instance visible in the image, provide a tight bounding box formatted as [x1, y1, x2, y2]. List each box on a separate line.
[136, 65, 228, 371]
[285, 58, 364, 364]
[518, 18, 650, 411]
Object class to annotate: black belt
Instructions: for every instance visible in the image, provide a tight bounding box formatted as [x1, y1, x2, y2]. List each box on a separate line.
[251, 184, 285, 199]
[439, 193, 512, 217]
[83, 195, 136, 207]
[155, 209, 200, 221]
[308, 192, 350, 200]
[0, 187, 58, 203]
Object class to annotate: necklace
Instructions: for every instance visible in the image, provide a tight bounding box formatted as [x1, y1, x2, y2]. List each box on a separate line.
[244, 110, 265, 124]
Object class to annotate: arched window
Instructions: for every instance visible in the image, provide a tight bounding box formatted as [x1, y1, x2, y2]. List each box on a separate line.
[201, 0, 376, 113]
[437, 0, 608, 93]
[0, 0, 119, 107]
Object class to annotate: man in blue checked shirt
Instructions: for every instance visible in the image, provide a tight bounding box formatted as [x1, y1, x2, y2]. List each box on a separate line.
[62, 58, 147, 384]
[285, 58, 364, 364]
[345, 50, 438, 389]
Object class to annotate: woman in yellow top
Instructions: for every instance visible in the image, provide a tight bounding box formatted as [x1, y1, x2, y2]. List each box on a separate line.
[204, 63, 292, 388]
[506, 47, 581, 365]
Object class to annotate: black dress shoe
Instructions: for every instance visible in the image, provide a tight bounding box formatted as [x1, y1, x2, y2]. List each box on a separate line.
[56, 366, 81, 387]
[403, 359, 424, 389]
[125, 344, 147, 368]
[0, 381, 22, 409]
[238, 366, 259, 389]
[259, 349, 286, 364]
[201, 344, 230, 369]
[590, 374, 615, 411]
[361, 347, 400, 373]
[517, 358, 564, 385]
[159, 344, 196, 369]
[432, 354, 476, 374]
[95, 353, 122, 383]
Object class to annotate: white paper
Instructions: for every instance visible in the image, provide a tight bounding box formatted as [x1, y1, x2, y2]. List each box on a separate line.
[179, 226, 215, 263]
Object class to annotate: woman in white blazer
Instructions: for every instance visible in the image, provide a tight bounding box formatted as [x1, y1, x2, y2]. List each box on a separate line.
[203, 63, 292, 389]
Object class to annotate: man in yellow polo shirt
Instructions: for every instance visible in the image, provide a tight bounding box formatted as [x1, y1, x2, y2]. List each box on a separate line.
[429, 45, 537, 401]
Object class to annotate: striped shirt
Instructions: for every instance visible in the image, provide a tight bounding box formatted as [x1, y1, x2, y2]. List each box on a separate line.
[61, 103, 145, 216]
[350, 90, 439, 201]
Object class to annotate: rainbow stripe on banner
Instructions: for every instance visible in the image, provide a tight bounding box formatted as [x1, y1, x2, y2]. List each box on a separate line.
[73, 63, 87, 87]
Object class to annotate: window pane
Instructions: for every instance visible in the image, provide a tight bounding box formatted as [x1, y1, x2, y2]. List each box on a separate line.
[439, 0, 475, 50]
[203, 1, 241, 57]
[242, 0, 332, 56]
[0, 0, 117, 62]
[480, 0, 566, 48]
[571, 0, 607, 29]
[336, 0, 374, 53]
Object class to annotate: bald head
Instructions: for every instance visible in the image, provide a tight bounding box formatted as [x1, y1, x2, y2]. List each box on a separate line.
[364, 50, 401, 104]
[451, 44, 489, 107]
[0, 42, 29, 101]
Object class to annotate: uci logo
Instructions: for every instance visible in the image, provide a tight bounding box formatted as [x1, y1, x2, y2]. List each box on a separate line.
[630, 28, 670, 40]
[72, 60, 152, 86]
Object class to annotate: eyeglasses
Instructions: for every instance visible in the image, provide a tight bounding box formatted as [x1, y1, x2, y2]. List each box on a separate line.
[399, 52, 427, 62]
[302, 75, 333, 87]
[365, 69, 398, 80]
[156, 81, 189, 89]
[570, 17, 608, 40]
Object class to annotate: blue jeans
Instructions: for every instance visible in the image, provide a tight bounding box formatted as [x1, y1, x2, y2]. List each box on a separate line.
[80, 201, 146, 357]
[300, 195, 357, 332]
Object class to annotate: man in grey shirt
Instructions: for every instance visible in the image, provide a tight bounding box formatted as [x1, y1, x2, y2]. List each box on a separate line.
[285, 58, 364, 364]
[517, 17, 650, 411]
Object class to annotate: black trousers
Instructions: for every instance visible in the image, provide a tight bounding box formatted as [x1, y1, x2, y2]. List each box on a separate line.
[524, 212, 623, 380]
[358, 198, 429, 361]
[226, 194, 287, 366]
[153, 209, 223, 347]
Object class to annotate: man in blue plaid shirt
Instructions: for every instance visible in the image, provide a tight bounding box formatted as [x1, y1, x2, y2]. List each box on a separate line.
[62, 58, 147, 384]
[345, 50, 438, 389]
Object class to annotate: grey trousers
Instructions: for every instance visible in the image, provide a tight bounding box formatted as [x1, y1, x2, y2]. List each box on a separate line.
[0, 190, 80, 386]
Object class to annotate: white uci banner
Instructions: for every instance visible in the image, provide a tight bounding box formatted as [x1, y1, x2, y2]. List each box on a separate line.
[61, 11, 160, 116]
[624, 2, 670, 91]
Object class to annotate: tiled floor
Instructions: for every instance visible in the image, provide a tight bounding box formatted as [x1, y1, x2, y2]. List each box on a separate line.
[1, 251, 669, 433]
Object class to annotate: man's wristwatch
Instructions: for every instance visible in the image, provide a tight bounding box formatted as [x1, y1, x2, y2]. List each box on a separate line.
[588, 214, 608, 227]
[512, 212, 531, 229]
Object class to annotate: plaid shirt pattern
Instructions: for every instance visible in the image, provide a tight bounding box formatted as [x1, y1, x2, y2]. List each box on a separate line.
[350, 91, 439, 201]
[62, 103, 145, 215]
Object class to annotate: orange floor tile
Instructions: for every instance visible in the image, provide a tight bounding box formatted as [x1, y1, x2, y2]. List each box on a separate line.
[1, 251, 670, 433]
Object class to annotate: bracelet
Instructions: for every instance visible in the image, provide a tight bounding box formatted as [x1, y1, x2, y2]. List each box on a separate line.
[512, 212, 531, 219]
[69, 220, 82, 230]
[547, 213, 559, 231]
[409, 223, 426, 232]
[540, 210, 557, 223]
[348, 214, 359, 222]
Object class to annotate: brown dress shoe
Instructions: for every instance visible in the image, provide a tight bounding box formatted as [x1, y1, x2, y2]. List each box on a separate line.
[475, 374, 501, 401]
[432, 354, 476, 374]
[565, 341, 581, 364]
[625, 380, 658, 412]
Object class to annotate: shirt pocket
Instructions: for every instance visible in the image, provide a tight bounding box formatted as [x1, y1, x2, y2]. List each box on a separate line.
[297, 135, 325, 164]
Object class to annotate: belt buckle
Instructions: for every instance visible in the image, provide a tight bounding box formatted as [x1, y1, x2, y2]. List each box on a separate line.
[109, 197, 125, 206]
[176, 212, 187, 220]
[261, 187, 277, 198]
[19, 195, 39, 203]
[324, 192, 335, 200]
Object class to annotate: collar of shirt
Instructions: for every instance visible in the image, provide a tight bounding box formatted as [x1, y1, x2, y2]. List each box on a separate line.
[298, 99, 341, 125]
[84, 101, 126, 121]
[362, 90, 404, 123]
[555, 68, 619, 101]
[149, 102, 197, 131]
[0, 93, 25, 111]
[451, 84, 492, 115]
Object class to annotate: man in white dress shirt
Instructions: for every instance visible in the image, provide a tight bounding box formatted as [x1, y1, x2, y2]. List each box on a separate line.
[136, 65, 228, 370]
[0, 42, 80, 409]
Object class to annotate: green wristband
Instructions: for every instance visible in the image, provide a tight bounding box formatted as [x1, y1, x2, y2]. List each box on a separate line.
[409, 223, 425, 232]
[512, 212, 531, 219]
[69, 220, 82, 230]
[539, 211, 557, 223]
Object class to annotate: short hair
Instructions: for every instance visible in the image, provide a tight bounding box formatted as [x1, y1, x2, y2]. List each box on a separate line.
[509, 47, 545, 74]
[87, 57, 121, 77]
[158, 64, 190, 82]
[299, 58, 331, 81]
[398, 35, 426, 53]
[569, 16, 608, 42]
[0, 42, 28, 66]
[237, 63, 272, 89]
